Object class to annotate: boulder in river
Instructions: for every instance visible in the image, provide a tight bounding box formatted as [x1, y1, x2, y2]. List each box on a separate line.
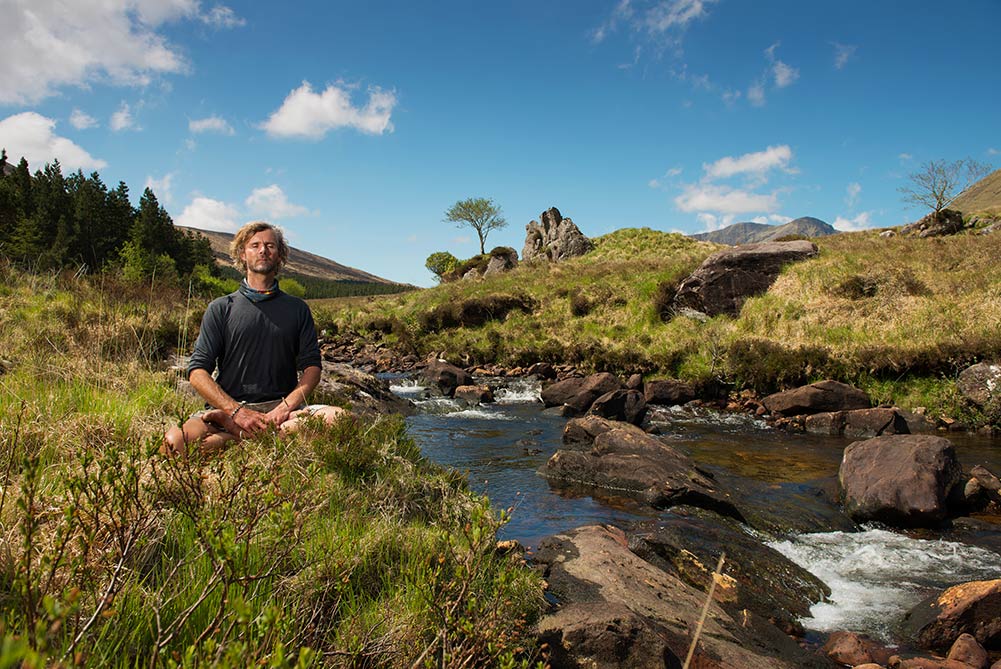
[957, 361, 1001, 408]
[540, 425, 743, 521]
[820, 631, 894, 667]
[540, 372, 622, 415]
[839, 435, 965, 526]
[422, 359, 473, 397]
[902, 579, 1001, 653]
[643, 378, 698, 406]
[454, 384, 495, 405]
[533, 524, 832, 669]
[587, 389, 647, 425]
[762, 379, 871, 416]
[318, 361, 415, 416]
[561, 415, 646, 449]
[671, 239, 819, 317]
[805, 407, 910, 437]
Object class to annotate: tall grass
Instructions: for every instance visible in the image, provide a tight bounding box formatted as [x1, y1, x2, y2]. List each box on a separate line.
[0, 260, 545, 668]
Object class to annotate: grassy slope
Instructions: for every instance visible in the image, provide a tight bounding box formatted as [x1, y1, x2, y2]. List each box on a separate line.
[316, 227, 1001, 424]
[0, 264, 543, 668]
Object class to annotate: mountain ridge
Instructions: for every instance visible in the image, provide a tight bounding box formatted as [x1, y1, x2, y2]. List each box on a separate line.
[178, 226, 399, 285]
[950, 167, 1001, 215]
[690, 216, 836, 245]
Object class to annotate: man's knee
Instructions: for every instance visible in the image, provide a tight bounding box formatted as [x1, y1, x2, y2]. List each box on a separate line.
[162, 426, 186, 456]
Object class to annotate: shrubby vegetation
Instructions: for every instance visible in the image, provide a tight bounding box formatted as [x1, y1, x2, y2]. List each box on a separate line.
[318, 226, 1001, 426]
[0, 261, 545, 667]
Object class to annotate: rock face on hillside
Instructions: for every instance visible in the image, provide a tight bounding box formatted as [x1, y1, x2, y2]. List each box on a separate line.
[902, 208, 966, 237]
[671, 240, 819, 317]
[522, 207, 593, 263]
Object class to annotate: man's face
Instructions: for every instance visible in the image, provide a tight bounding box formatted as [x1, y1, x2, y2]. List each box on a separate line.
[241, 229, 280, 275]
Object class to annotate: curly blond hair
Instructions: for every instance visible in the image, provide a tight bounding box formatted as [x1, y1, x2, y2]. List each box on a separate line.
[230, 221, 289, 273]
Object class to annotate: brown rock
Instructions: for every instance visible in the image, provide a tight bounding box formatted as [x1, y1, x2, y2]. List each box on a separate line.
[839, 435, 965, 526]
[422, 359, 473, 397]
[904, 579, 1001, 653]
[762, 380, 871, 416]
[957, 362, 1001, 408]
[947, 633, 989, 669]
[625, 373, 643, 391]
[588, 389, 647, 425]
[454, 384, 495, 404]
[541, 372, 622, 414]
[643, 378, 698, 406]
[821, 631, 893, 666]
[561, 415, 646, 449]
[902, 208, 966, 238]
[805, 407, 910, 437]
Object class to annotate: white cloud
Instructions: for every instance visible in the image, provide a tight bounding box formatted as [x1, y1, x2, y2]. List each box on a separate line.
[772, 60, 799, 88]
[0, 1, 243, 106]
[70, 109, 99, 129]
[644, 0, 717, 34]
[703, 145, 792, 180]
[174, 196, 241, 232]
[649, 166, 683, 188]
[696, 212, 720, 230]
[675, 183, 779, 215]
[769, 214, 792, 224]
[898, 153, 913, 162]
[987, 147, 999, 156]
[832, 42, 857, 70]
[746, 82, 765, 106]
[189, 115, 235, 135]
[592, 0, 634, 43]
[261, 81, 397, 139]
[0, 112, 106, 171]
[110, 102, 139, 131]
[145, 173, 175, 205]
[833, 211, 874, 231]
[845, 182, 862, 208]
[245, 185, 309, 220]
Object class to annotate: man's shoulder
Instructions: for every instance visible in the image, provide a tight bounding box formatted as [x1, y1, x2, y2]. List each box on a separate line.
[205, 291, 239, 312]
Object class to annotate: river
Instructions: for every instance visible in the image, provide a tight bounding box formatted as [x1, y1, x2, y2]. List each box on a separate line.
[391, 376, 1001, 645]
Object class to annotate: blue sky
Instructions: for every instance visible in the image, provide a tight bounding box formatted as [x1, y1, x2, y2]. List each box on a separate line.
[1, 0, 998, 286]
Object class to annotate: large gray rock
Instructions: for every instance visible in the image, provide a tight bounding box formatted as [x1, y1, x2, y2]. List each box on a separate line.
[482, 246, 519, 277]
[318, 362, 415, 415]
[762, 380, 871, 416]
[957, 362, 1001, 408]
[534, 525, 832, 669]
[522, 207, 594, 263]
[540, 426, 742, 520]
[540, 373, 621, 415]
[839, 435, 965, 526]
[421, 359, 473, 397]
[671, 240, 818, 317]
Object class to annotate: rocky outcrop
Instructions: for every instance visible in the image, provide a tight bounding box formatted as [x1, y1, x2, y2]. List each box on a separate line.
[540, 373, 622, 415]
[762, 380, 871, 416]
[540, 425, 742, 519]
[421, 359, 473, 397]
[561, 415, 646, 448]
[533, 524, 832, 669]
[522, 207, 593, 263]
[671, 240, 818, 317]
[805, 407, 910, 437]
[902, 208, 966, 237]
[482, 247, 519, 277]
[587, 389, 647, 425]
[643, 379, 698, 406]
[957, 362, 1001, 408]
[317, 361, 415, 415]
[903, 579, 1001, 653]
[839, 435, 965, 526]
[454, 384, 495, 404]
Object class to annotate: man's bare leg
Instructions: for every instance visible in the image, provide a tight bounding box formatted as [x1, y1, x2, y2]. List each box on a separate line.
[162, 414, 237, 457]
[279, 405, 351, 434]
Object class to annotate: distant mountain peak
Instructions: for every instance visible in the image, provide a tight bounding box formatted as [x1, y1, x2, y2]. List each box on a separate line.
[691, 217, 836, 245]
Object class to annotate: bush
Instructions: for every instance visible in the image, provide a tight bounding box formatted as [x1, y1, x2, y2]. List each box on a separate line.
[426, 251, 459, 283]
[726, 338, 832, 392]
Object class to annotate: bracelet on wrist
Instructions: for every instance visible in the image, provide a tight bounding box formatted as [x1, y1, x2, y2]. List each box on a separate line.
[230, 401, 246, 419]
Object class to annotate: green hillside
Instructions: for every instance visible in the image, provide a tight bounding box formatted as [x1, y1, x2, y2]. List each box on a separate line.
[951, 167, 1001, 215]
[319, 226, 1001, 424]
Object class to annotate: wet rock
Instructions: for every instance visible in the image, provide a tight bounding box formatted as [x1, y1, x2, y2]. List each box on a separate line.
[629, 512, 830, 634]
[643, 379, 698, 406]
[957, 362, 1001, 408]
[522, 206, 594, 263]
[671, 240, 819, 317]
[903, 579, 1001, 652]
[318, 362, 415, 416]
[625, 373, 643, 391]
[526, 362, 557, 379]
[541, 373, 622, 415]
[947, 633, 989, 668]
[839, 435, 965, 527]
[821, 631, 894, 667]
[588, 389, 647, 425]
[540, 427, 743, 520]
[762, 380, 871, 416]
[533, 525, 832, 669]
[805, 407, 910, 437]
[422, 359, 473, 397]
[454, 384, 495, 405]
[894, 657, 977, 668]
[561, 415, 646, 449]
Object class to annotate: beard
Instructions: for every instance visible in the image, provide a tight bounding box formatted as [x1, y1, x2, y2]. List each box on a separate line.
[248, 258, 277, 274]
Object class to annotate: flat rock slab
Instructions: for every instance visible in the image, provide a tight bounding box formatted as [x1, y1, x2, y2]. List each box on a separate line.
[805, 407, 910, 438]
[763, 379, 871, 416]
[534, 525, 833, 669]
[540, 426, 743, 521]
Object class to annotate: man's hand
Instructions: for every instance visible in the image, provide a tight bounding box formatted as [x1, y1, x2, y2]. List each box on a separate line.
[264, 402, 293, 426]
[202, 406, 269, 440]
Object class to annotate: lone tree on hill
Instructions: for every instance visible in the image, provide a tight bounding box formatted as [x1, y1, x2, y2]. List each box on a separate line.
[898, 157, 991, 214]
[444, 197, 506, 255]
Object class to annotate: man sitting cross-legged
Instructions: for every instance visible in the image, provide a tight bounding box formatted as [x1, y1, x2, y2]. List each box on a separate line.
[163, 221, 347, 456]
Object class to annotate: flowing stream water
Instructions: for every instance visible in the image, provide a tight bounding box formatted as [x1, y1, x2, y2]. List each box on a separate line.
[391, 376, 1001, 645]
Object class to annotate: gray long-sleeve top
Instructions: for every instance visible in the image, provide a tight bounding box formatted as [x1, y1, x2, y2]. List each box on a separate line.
[187, 290, 322, 404]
